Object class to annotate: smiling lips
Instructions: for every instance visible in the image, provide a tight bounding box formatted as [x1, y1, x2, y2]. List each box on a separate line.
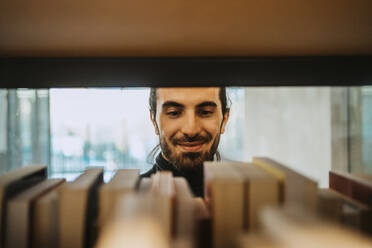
[177, 142, 205, 152]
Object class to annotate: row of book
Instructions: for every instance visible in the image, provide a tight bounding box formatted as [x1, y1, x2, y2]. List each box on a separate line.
[0, 157, 372, 248]
[205, 158, 372, 248]
[0, 164, 209, 248]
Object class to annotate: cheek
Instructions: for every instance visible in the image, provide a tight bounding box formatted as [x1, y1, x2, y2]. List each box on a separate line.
[158, 118, 181, 139]
[203, 119, 222, 136]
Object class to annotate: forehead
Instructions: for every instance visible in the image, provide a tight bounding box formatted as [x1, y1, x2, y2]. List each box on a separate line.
[156, 87, 221, 107]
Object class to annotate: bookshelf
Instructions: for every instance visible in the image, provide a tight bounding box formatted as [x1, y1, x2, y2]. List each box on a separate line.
[1, 57, 372, 88]
[1, 0, 372, 246]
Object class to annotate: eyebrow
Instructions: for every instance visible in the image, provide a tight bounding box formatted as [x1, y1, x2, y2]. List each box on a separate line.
[162, 101, 217, 109]
[196, 101, 217, 108]
[162, 101, 184, 109]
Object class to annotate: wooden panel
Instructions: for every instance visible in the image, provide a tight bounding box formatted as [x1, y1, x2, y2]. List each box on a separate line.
[0, 0, 372, 56]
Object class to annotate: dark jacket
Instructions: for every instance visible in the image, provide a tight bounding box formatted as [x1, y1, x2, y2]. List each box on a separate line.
[141, 153, 204, 197]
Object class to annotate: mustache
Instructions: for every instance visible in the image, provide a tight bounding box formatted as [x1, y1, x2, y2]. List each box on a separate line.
[172, 134, 212, 145]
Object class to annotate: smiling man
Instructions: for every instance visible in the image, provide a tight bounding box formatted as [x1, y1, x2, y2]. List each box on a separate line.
[141, 87, 230, 197]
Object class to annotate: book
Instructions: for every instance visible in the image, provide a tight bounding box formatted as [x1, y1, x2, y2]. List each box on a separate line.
[351, 173, 372, 183]
[238, 232, 284, 248]
[5, 178, 65, 248]
[96, 192, 170, 248]
[173, 177, 196, 241]
[149, 171, 175, 240]
[204, 161, 280, 248]
[260, 206, 372, 248]
[137, 177, 152, 193]
[253, 157, 318, 211]
[204, 162, 245, 248]
[32, 182, 66, 248]
[0, 165, 47, 247]
[193, 197, 211, 248]
[231, 162, 280, 230]
[318, 188, 372, 234]
[59, 167, 104, 248]
[330, 171, 372, 207]
[317, 188, 344, 222]
[194, 197, 209, 220]
[98, 169, 139, 229]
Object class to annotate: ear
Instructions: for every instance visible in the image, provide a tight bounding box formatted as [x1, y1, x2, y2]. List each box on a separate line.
[220, 109, 230, 134]
[150, 112, 160, 135]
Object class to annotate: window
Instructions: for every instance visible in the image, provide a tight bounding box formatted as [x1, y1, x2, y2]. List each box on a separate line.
[49, 88, 245, 181]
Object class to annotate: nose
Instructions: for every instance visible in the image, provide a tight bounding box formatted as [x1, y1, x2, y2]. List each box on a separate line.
[181, 111, 201, 138]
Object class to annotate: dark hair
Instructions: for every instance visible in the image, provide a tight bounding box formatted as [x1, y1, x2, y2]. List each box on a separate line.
[147, 87, 230, 163]
[149, 87, 229, 118]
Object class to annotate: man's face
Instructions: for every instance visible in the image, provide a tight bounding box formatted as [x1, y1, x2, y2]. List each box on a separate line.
[151, 87, 229, 170]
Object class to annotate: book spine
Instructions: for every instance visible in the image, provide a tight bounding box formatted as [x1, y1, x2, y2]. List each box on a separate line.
[329, 171, 372, 207]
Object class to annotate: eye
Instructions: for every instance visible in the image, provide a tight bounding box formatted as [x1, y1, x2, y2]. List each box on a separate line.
[198, 110, 213, 117]
[166, 111, 182, 117]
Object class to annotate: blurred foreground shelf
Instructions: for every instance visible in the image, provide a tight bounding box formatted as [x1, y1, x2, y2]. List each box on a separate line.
[1, 158, 372, 248]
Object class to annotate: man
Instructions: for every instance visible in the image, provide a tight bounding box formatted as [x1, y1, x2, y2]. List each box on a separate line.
[141, 87, 230, 197]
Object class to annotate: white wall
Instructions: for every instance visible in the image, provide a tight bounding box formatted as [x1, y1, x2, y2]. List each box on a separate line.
[243, 87, 332, 187]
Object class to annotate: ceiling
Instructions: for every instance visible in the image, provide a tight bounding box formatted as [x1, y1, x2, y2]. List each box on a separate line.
[1, 0, 371, 56]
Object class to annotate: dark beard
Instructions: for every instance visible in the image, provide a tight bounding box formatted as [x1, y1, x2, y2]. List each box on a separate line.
[160, 132, 221, 171]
